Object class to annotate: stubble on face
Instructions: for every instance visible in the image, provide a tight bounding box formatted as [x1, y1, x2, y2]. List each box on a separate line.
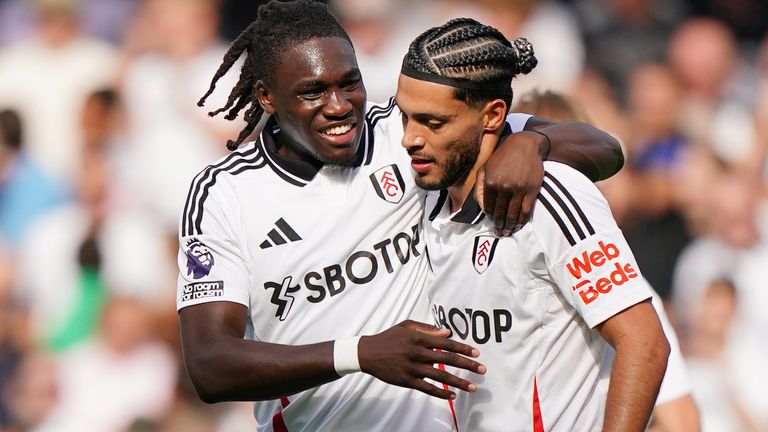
[414, 131, 482, 191]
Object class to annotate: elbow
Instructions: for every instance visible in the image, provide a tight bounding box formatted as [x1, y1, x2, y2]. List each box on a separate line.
[610, 135, 625, 175]
[598, 132, 625, 181]
[650, 329, 671, 376]
[184, 353, 230, 404]
[194, 384, 225, 405]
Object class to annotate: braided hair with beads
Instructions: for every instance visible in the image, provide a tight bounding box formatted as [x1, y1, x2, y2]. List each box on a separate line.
[198, 0, 352, 151]
[401, 18, 537, 110]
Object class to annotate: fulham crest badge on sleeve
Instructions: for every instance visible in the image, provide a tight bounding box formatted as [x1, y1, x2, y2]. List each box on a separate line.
[370, 164, 405, 204]
[472, 236, 499, 274]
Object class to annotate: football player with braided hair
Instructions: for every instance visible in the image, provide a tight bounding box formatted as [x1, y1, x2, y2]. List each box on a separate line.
[179, 1, 626, 430]
[397, 17, 669, 431]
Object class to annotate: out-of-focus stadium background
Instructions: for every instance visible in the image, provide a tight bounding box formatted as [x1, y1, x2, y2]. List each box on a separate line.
[0, 0, 766, 430]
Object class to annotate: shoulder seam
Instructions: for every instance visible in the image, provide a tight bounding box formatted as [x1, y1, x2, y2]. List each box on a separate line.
[182, 145, 265, 236]
[536, 171, 595, 246]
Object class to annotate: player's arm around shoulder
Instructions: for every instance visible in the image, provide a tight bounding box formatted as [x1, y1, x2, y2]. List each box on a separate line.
[524, 116, 624, 182]
[176, 169, 486, 402]
[530, 162, 670, 431]
[477, 114, 624, 236]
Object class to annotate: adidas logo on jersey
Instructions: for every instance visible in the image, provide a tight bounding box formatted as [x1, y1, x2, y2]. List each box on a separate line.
[260, 218, 302, 249]
[370, 164, 405, 204]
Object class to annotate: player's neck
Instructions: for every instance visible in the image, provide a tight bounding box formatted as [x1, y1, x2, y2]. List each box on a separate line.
[274, 129, 322, 165]
[447, 133, 501, 213]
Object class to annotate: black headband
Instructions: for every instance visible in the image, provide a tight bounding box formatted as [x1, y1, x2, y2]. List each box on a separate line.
[400, 63, 510, 92]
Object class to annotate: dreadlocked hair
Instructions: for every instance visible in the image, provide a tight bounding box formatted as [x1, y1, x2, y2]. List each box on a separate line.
[402, 18, 537, 110]
[198, 0, 352, 151]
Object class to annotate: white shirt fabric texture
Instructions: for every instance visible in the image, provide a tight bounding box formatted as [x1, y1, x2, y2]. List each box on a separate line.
[175, 103, 536, 431]
[424, 161, 655, 431]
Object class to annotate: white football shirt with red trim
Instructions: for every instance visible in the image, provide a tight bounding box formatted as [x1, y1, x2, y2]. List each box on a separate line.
[424, 161, 654, 431]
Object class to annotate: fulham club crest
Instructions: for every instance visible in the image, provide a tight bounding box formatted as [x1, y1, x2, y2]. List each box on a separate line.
[472, 236, 499, 274]
[370, 164, 405, 204]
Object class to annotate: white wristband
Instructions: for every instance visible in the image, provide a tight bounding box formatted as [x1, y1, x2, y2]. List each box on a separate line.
[333, 336, 362, 376]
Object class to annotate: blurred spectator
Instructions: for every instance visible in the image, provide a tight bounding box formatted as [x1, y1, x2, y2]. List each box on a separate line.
[144, 371, 218, 432]
[15, 145, 110, 349]
[624, 63, 686, 167]
[42, 295, 177, 432]
[0, 244, 27, 429]
[118, 0, 242, 229]
[0, 0, 138, 46]
[673, 170, 761, 326]
[15, 89, 175, 347]
[574, 0, 685, 99]
[751, 34, 768, 180]
[620, 63, 692, 300]
[668, 18, 759, 166]
[1, 350, 60, 432]
[80, 89, 122, 154]
[0, 0, 34, 46]
[512, 88, 592, 123]
[0, 0, 117, 186]
[0, 109, 65, 248]
[673, 168, 768, 428]
[78, 0, 139, 44]
[430, 0, 584, 93]
[684, 279, 760, 431]
[331, 0, 425, 102]
[685, 0, 768, 44]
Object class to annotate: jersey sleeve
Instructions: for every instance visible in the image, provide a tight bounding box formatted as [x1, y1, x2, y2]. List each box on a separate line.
[652, 290, 692, 403]
[506, 112, 533, 133]
[531, 161, 653, 327]
[176, 171, 250, 311]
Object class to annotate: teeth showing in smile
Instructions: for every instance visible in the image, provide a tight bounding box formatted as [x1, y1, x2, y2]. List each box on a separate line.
[321, 124, 353, 135]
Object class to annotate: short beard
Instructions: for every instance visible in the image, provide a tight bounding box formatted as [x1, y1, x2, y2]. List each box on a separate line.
[317, 151, 359, 167]
[415, 135, 480, 191]
[280, 134, 360, 167]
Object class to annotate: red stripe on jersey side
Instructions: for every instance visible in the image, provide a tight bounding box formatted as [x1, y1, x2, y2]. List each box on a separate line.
[533, 377, 544, 432]
[272, 397, 292, 432]
[437, 362, 460, 431]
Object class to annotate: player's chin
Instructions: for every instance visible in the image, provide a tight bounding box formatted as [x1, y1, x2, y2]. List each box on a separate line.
[414, 174, 444, 191]
[317, 146, 359, 166]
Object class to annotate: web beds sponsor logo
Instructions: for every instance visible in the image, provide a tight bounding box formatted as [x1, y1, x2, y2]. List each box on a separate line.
[566, 240, 638, 305]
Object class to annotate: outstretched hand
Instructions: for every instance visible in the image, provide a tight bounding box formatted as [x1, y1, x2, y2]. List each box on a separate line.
[358, 320, 486, 400]
[476, 130, 546, 236]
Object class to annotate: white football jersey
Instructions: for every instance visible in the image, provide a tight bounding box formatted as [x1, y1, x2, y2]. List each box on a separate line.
[424, 161, 654, 432]
[176, 100, 531, 431]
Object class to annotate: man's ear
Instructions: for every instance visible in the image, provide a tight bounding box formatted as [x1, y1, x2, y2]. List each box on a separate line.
[256, 80, 275, 115]
[482, 99, 507, 133]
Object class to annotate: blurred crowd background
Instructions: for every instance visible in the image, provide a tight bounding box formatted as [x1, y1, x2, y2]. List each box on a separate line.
[0, 0, 766, 431]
